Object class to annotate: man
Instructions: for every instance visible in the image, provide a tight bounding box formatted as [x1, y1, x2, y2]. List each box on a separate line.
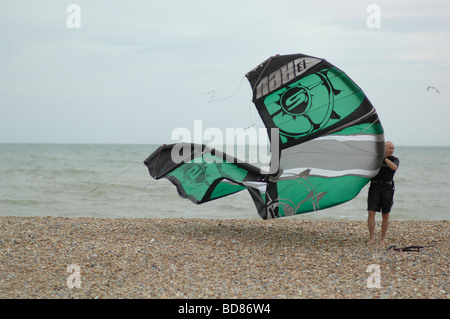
[367, 141, 399, 245]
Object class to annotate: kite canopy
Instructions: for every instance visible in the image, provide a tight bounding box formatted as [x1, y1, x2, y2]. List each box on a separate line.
[144, 53, 385, 219]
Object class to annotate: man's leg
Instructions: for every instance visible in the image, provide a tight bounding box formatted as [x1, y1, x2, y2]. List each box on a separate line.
[367, 210, 376, 244]
[380, 212, 390, 245]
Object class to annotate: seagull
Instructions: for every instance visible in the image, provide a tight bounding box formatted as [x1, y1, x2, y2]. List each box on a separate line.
[427, 86, 440, 93]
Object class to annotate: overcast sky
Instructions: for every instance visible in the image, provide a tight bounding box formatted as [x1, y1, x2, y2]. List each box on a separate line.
[1, 0, 449, 146]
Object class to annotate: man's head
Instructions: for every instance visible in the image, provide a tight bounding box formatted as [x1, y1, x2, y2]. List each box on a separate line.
[385, 141, 395, 157]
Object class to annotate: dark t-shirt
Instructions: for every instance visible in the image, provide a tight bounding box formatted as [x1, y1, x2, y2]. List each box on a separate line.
[372, 156, 399, 182]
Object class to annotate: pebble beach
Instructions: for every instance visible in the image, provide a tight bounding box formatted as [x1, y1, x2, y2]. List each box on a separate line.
[0, 216, 448, 299]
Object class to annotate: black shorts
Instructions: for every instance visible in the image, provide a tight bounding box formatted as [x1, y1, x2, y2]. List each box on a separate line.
[367, 180, 395, 214]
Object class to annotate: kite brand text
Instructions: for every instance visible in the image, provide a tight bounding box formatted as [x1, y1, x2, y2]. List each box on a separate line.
[255, 57, 321, 99]
[171, 120, 279, 174]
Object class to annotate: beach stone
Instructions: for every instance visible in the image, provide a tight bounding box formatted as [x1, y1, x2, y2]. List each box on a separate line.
[0, 217, 448, 299]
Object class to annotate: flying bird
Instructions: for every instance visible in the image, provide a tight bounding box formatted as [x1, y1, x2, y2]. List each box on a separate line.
[427, 86, 440, 93]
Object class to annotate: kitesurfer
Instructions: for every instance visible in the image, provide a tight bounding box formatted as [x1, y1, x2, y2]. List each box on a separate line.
[367, 141, 399, 245]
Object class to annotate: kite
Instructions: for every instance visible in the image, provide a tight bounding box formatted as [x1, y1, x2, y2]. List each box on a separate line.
[144, 53, 385, 219]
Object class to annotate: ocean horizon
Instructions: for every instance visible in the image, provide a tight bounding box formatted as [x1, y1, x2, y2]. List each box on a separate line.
[1, 143, 449, 221]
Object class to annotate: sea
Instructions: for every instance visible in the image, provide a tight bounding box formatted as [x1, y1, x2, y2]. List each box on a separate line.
[1, 143, 449, 221]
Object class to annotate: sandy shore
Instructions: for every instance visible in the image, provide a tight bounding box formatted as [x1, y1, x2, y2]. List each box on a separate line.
[0, 216, 448, 299]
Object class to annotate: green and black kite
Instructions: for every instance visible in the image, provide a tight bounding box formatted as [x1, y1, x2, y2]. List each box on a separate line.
[144, 53, 385, 219]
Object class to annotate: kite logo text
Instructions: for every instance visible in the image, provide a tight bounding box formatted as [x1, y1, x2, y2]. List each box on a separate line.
[255, 57, 321, 99]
